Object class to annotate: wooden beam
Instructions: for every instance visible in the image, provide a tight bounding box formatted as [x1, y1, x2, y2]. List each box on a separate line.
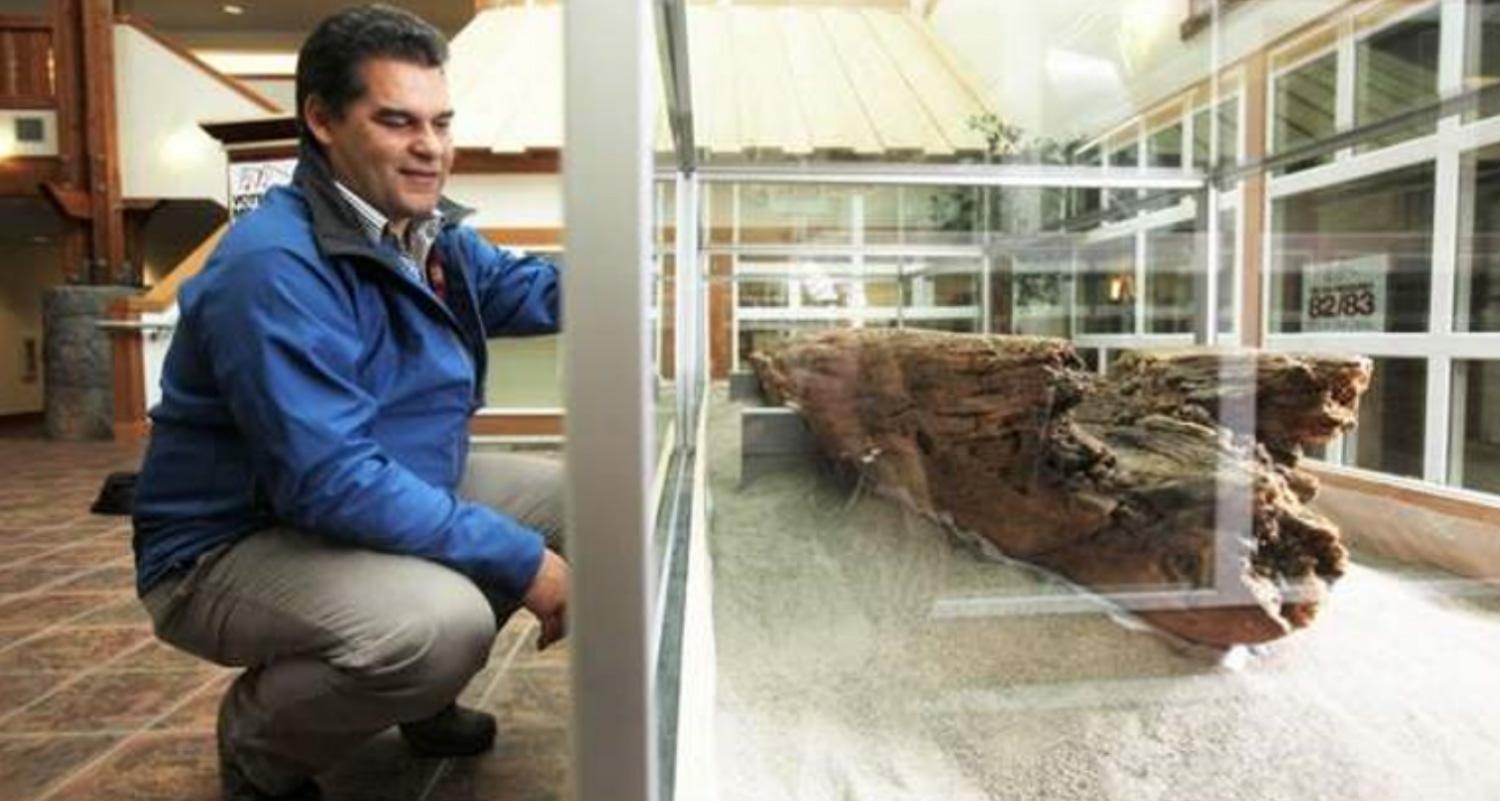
[81, 0, 125, 284]
[452, 147, 560, 174]
[39, 180, 89, 218]
[0, 156, 60, 196]
[475, 226, 562, 248]
[469, 412, 565, 438]
[51, 0, 88, 284]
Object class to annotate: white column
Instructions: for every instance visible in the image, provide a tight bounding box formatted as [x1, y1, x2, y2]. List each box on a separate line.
[563, 1, 657, 799]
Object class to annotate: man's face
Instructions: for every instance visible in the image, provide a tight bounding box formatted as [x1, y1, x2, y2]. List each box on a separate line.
[305, 58, 454, 226]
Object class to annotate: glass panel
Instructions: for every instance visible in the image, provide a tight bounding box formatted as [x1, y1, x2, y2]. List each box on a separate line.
[1192, 99, 1239, 170]
[660, 6, 1500, 801]
[1270, 163, 1434, 333]
[1074, 148, 1103, 221]
[997, 240, 1074, 338]
[1476, 0, 1500, 118]
[1145, 221, 1197, 334]
[1341, 357, 1427, 478]
[1458, 143, 1500, 331]
[1077, 236, 1136, 334]
[1354, 6, 1440, 152]
[1148, 123, 1183, 169]
[1192, 107, 1212, 169]
[484, 252, 566, 408]
[737, 279, 789, 308]
[1217, 97, 1240, 168]
[1217, 207, 1237, 335]
[1452, 360, 1500, 493]
[1273, 51, 1337, 174]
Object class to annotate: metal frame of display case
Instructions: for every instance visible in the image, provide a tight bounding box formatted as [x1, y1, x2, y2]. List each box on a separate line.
[563, 4, 657, 801]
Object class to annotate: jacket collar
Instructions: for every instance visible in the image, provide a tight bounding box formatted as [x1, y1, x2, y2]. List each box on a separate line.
[292, 143, 474, 262]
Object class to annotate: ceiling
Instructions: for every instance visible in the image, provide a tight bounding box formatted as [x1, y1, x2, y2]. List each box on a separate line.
[113, 0, 475, 40]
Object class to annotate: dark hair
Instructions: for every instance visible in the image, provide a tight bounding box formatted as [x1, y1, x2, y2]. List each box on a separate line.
[295, 4, 448, 148]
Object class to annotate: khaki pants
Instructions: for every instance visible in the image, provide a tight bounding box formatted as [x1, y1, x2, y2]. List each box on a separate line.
[142, 452, 563, 793]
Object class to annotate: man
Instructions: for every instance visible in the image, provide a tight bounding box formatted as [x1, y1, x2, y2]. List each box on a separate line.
[130, 6, 568, 800]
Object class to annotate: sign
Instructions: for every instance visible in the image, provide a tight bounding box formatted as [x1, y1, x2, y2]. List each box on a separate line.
[1301, 254, 1387, 333]
[228, 158, 297, 219]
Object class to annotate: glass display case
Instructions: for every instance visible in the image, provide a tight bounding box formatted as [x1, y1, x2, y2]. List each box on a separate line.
[559, 3, 1500, 800]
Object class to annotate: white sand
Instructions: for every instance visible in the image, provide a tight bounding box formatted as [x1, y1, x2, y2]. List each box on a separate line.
[706, 393, 1500, 801]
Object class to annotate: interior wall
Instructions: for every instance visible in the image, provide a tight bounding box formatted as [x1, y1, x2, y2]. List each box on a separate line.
[115, 23, 281, 205]
[929, 0, 1345, 141]
[0, 243, 64, 416]
[140, 201, 227, 287]
[444, 174, 562, 227]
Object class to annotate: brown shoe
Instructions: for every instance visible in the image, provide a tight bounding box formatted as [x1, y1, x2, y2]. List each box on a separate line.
[399, 703, 497, 757]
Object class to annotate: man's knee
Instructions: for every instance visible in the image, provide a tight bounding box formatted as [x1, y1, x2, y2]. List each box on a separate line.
[337, 581, 496, 703]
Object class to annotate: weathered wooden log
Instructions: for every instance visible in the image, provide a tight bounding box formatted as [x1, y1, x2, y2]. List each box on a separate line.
[749, 329, 1372, 648]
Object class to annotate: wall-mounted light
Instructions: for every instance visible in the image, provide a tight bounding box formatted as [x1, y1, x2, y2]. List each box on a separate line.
[222, 4, 245, 15]
[1108, 275, 1129, 303]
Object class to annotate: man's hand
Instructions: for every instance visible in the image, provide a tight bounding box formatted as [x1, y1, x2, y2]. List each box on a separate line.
[522, 548, 569, 650]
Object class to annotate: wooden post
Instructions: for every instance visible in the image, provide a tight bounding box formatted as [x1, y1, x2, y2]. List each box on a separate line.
[1239, 52, 1269, 348]
[80, 0, 124, 284]
[50, 0, 89, 284]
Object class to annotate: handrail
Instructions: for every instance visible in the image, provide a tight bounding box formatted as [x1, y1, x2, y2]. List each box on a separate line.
[127, 223, 227, 314]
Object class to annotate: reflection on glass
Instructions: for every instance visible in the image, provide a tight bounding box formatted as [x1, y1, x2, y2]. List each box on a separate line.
[1355, 7, 1440, 152]
[738, 279, 788, 308]
[1192, 99, 1239, 170]
[1453, 360, 1500, 493]
[998, 243, 1074, 338]
[1145, 221, 1197, 334]
[1073, 148, 1103, 221]
[1077, 346, 1101, 373]
[1274, 52, 1336, 173]
[1345, 357, 1427, 478]
[1478, 0, 1500, 118]
[1458, 145, 1500, 331]
[1078, 238, 1135, 334]
[738, 184, 853, 245]
[1148, 123, 1183, 169]
[1107, 137, 1140, 208]
[1271, 163, 1434, 333]
[1217, 208, 1237, 335]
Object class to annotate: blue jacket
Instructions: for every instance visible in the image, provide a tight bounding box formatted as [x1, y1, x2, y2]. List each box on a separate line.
[132, 152, 560, 602]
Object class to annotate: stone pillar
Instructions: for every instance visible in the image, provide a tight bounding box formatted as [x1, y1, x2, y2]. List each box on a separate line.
[43, 285, 137, 440]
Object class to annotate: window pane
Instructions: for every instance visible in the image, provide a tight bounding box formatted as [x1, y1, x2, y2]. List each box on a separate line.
[1145, 222, 1197, 334]
[1000, 244, 1074, 338]
[1217, 98, 1240, 168]
[1073, 148, 1103, 219]
[738, 279, 788, 308]
[1218, 208, 1237, 334]
[1274, 52, 1337, 174]
[1453, 360, 1500, 493]
[1477, 0, 1500, 118]
[1148, 123, 1183, 169]
[1192, 107, 1212, 169]
[1271, 163, 1434, 333]
[1078, 237, 1135, 334]
[1344, 357, 1426, 478]
[1458, 144, 1500, 331]
[1355, 8, 1440, 151]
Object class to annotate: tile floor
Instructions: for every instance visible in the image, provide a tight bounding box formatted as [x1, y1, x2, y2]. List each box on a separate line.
[0, 433, 573, 801]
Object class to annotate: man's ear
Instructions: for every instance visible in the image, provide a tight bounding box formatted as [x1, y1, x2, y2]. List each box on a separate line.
[303, 96, 337, 147]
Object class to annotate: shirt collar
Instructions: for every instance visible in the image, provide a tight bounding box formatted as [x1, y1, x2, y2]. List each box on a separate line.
[332, 180, 444, 250]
